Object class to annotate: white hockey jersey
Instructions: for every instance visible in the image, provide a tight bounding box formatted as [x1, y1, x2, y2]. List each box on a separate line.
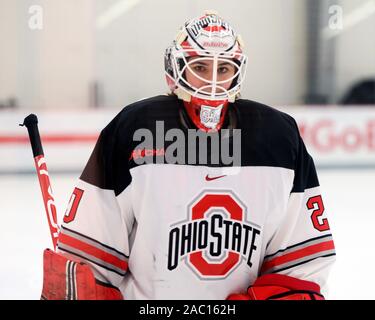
[57, 95, 336, 299]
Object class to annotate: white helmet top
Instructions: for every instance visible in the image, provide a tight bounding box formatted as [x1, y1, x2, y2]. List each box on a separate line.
[165, 11, 248, 103]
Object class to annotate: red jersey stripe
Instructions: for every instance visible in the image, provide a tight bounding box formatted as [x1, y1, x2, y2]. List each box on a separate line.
[261, 240, 335, 274]
[59, 233, 128, 272]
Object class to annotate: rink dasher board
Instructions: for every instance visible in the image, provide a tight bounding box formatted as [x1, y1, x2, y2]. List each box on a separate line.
[0, 106, 374, 173]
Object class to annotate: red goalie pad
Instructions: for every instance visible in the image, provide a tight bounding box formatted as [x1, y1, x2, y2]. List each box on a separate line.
[41, 249, 123, 300]
[227, 274, 324, 300]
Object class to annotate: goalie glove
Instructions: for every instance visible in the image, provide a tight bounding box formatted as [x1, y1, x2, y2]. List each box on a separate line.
[227, 274, 325, 300]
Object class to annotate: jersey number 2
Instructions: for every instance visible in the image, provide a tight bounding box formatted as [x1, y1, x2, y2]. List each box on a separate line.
[64, 187, 84, 223]
[306, 195, 330, 232]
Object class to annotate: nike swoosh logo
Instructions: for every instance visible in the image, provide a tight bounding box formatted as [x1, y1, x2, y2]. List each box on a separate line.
[205, 174, 226, 181]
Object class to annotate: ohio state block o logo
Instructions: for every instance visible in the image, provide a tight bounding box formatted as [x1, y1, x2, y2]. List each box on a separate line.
[188, 192, 244, 278]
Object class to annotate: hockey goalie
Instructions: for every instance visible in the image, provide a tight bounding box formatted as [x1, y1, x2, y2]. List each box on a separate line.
[32, 11, 336, 300]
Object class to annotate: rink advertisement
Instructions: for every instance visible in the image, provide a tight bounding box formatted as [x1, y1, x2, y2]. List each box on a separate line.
[1, 106, 375, 173]
[284, 106, 375, 168]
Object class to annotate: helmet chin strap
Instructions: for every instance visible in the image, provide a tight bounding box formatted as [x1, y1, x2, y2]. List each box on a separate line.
[183, 96, 229, 132]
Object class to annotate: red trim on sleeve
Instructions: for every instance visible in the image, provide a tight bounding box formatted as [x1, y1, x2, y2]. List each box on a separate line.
[58, 233, 128, 272]
[261, 240, 335, 274]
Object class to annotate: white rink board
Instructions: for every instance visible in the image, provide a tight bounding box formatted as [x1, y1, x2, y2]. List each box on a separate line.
[0, 111, 115, 173]
[1, 106, 375, 173]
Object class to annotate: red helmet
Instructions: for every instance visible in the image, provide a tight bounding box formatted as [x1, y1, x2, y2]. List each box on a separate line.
[164, 11, 247, 130]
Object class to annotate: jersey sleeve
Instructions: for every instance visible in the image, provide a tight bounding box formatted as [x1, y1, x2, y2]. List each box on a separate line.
[57, 115, 134, 289]
[260, 120, 336, 296]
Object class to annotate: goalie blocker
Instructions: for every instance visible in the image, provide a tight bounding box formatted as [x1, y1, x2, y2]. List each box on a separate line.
[41, 249, 123, 300]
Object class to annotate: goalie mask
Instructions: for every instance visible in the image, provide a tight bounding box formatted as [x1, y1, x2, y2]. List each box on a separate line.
[165, 11, 248, 131]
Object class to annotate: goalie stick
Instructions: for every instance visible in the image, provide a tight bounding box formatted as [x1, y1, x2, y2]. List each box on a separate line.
[20, 114, 123, 299]
[20, 114, 59, 250]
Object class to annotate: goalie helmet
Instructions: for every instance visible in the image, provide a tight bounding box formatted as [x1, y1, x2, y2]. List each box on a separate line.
[164, 11, 248, 131]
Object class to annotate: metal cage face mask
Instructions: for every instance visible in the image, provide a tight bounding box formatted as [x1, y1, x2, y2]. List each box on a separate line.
[172, 50, 247, 101]
[165, 12, 248, 102]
